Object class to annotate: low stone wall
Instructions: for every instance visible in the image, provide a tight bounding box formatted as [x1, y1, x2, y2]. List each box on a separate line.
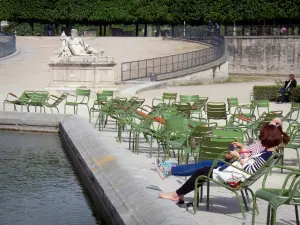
[227, 36, 300, 76]
[164, 54, 228, 86]
[0, 111, 199, 225]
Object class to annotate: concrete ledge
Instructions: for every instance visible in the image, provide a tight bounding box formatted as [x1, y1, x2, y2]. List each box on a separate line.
[0, 111, 65, 128]
[0, 111, 199, 225]
[225, 35, 300, 39]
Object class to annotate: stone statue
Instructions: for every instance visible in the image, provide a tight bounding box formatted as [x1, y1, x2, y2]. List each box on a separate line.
[56, 29, 100, 57]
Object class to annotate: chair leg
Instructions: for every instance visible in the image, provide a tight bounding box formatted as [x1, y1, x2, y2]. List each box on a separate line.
[295, 205, 299, 225]
[251, 195, 257, 225]
[89, 109, 92, 123]
[296, 148, 300, 170]
[241, 190, 249, 211]
[271, 206, 278, 225]
[56, 107, 59, 114]
[200, 185, 203, 203]
[266, 203, 271, 225]
[246, 188, 259, 214]
[194, 186, 199, 214]
[149, 135, 153, 158]
[206, 181, 210, 211]
[235, 191, 246, 219]
[64, 105, 66, 114]
[129, 126, 132, 150]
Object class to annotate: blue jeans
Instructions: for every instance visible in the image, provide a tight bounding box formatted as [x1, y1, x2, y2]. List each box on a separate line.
[171, 160, 225, 176]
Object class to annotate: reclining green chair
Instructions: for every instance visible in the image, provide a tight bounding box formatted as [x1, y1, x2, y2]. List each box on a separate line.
[43, 93, 68, 113]
[3, 90, 35, 112]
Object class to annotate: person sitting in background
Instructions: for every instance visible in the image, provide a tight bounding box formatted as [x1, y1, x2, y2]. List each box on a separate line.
[277, 74, 297, 103]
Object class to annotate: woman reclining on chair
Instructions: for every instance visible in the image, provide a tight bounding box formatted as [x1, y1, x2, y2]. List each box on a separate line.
[155, 118, 286, 179]
[158, 123, 290, 202]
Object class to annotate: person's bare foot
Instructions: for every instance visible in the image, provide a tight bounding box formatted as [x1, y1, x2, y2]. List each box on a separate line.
[158, 192, 179, 201]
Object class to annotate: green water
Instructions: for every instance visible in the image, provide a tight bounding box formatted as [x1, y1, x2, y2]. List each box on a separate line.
[0, 131, 103, 225]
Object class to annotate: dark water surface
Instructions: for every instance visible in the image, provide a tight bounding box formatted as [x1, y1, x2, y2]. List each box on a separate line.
[0, 131, 103, 225]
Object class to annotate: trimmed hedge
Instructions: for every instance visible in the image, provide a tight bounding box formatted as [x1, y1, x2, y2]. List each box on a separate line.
[253, 85, 300, 102]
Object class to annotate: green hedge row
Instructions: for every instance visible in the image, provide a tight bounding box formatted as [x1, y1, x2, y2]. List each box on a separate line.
[253, 85, 300, 102]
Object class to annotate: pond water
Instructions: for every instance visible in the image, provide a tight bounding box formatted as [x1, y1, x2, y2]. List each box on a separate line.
[0, 131, 104, 225]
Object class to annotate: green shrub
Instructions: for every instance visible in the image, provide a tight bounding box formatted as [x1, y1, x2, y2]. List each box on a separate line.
[253, 85, 300, 102]
[253, 85, 279, 101]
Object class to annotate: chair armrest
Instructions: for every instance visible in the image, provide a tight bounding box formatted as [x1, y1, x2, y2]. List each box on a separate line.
[65, 93, 77, 102]
[152, 98, 163, 106]
[262, 165, 300, 191]
[139, 105, 153, 112]
[5, 93, 18, 101]
[205, 153, 252, 178]
[50, 95, 59, 99]
[8, 93, 18, 98]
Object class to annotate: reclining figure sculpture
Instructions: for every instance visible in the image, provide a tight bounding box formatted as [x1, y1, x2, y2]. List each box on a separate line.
[57, 29, 101, 57]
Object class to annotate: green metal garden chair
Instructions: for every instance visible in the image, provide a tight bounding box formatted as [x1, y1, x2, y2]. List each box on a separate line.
[43, 92, 68, 113]
[152, 92, 177, 107]
[102, 90, 114, 100]
[43, 93, 68, 113]
[254, 100, 270, 116]
[89, 92, 108, 123]
[64, 89, 91, 114]
[194, 152, 283, 219]
[252, 165, 300, 225]
[234, 100, 256, 118]
[227, 97, 239, 114]
[172, 102, 191, 118]
[207, 102, 228, 124]
[3, 90, 35, 112]
[285, 122, 300, 170]
[283, 103, 300, 124]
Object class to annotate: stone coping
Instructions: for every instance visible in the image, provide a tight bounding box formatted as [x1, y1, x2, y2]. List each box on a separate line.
[225, 35, 300, 39]
[0, 111, 199, 225]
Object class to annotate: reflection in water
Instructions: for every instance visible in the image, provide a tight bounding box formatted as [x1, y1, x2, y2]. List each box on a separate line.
[0, 131, 103, 225]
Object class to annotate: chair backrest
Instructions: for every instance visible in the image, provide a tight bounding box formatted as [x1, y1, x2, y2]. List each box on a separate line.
[212, 127, 244, 144]
[31, 91, 49, 104]
[19, 90, 35, 103]
[180, 95, 199, 104]
[76, 89, 91, 104]
[207, 102, 227, 120]
[162, 93, 177, 104]
[102, 90, 114, 99]
[166, 116, 192, 137]
[189, 123, 217, 148]
[291, 103, 300, 111]
[227, 97, 239, 107]
[161, 107, 178, 119]
[76, 89, 91, 97]
[172, 102, 191, 118]
[287, 123, 300, 144]
[255, 100, 270, 108]
[51, 93, 68, 107]
[243, 153, 282, 187]
[198, 137, 232, 161]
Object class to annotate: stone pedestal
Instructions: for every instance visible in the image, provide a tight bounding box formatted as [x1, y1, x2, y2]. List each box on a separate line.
[48, 55, 117, 89]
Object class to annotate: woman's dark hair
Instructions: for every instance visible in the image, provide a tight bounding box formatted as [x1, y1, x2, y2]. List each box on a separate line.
[259, 124, 287, 148]
[277, 125, 290, 145]
[289, 74, 295, 80]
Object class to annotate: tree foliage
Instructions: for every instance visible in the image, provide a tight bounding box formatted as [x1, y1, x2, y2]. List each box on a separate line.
[1, 0, 300, 25]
